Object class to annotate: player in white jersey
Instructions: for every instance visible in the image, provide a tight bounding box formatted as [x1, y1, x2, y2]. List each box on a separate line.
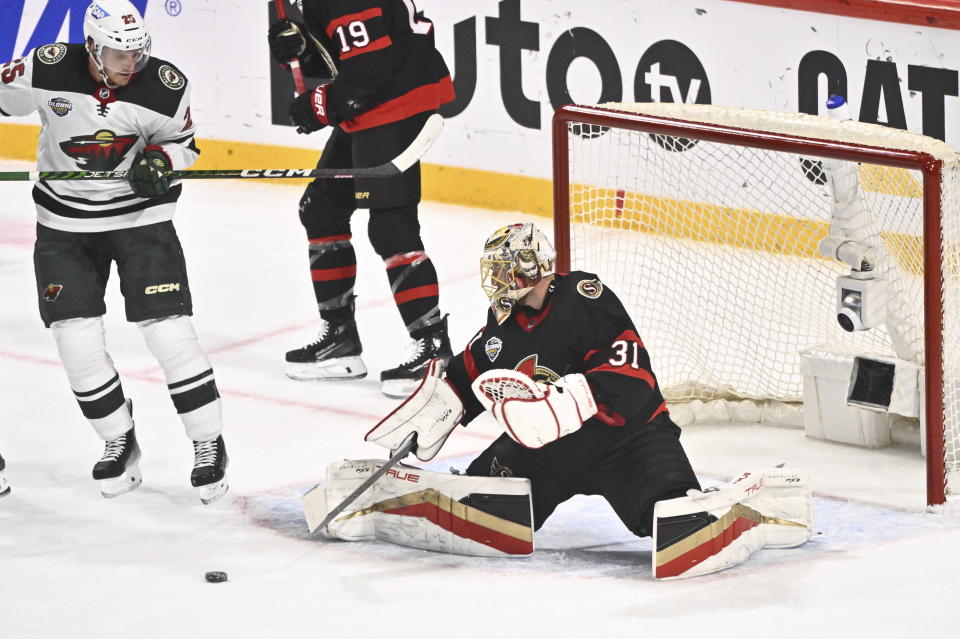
[0, 1, 228, 504]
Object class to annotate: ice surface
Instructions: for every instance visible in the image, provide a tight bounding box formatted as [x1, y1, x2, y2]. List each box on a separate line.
[1, 162, 958, 637]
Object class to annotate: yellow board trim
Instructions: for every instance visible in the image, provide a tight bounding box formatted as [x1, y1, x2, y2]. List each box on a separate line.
[0, 122, 554, 215]
[0, 123, 926, 271]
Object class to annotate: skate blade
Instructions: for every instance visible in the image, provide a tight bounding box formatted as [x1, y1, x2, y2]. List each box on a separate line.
[285, 356, 368, 381]
[198, 477, 229, 505]
[98, 463, 142, 499]
[380, 378, 421, 399]
[0, 477, 10, 498]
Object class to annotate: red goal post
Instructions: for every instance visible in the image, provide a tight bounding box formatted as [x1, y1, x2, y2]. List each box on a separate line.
[552, 102, 960, 507]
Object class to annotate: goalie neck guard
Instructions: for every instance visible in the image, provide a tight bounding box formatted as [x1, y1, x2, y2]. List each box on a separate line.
[480, 223, 556, 325]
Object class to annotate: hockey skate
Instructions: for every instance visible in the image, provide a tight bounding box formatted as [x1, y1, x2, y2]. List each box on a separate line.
[285, 317, 368, 381]
[191, 435, 229, 505]
[0, 453, 10, 498]
[92, 401, 142, 498]
[380, 316, 453, 399]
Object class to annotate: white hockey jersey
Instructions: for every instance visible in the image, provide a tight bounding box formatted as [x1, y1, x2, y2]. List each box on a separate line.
[0, 43, 199, 232]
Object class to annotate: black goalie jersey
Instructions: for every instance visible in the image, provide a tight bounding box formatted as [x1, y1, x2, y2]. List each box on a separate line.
[0, 43, 199, 232]
[446, 272, 670, 431]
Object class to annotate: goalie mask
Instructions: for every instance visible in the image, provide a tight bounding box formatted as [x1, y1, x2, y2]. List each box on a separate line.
[480, 223, 556, 324]
[84, 1, 152, 87]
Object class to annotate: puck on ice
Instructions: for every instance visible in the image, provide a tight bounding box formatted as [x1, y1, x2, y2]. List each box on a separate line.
[204, 571, 228, 583]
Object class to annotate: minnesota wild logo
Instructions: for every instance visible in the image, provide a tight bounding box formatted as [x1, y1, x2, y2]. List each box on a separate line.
[59, 130, 139, 171]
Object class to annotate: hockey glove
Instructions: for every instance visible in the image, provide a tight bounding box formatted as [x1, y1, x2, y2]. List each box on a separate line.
[365, 358, 464, 461]
[472, 370, 598, 449]
[268, 19, 307, 64]
[289, 83, 333, 134]
[128, 146, 172, 197]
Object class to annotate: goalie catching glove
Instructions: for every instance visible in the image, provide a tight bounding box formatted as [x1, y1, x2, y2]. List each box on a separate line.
[472, 369, 598, 448]
[365, 358, 464, 461]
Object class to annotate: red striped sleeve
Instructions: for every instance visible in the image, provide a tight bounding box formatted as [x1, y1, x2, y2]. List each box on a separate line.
[594, 403, 626, 427]
[462, 330, 484, 381]
[648, 401, 669, 422]
[586, 329, 655, 386]
[340, 35, 392, 60]
[326, 8, 383, 37]
[340, 76, 455, 132]
[614, 329, 645, 348]
[587, 362, 656, 387]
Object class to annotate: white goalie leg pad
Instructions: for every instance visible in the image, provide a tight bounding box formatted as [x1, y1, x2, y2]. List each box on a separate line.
[138, 316, 223, 442]
[652, 468, 813, 579]
[304, 460, 534, 556]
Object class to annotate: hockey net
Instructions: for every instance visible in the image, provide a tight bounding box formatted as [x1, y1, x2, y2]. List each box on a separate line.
[553, 102, 960, 506]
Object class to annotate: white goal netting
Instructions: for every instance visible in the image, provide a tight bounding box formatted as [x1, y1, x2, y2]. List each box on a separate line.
[558, 102, 960, 502]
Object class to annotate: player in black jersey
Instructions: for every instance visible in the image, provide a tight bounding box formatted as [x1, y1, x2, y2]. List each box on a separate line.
[367, 222, 701, 538]
[268, 0, 455, 398]
[0, 1, 227, 503]
[351, 223, 811, 575]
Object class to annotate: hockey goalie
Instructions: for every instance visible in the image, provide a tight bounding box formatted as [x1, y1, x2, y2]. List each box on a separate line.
[304, 223, 813, 577]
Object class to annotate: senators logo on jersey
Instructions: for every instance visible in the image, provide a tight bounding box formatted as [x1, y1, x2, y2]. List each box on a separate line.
[58, 130, 140, 171]
[515, 354, 559, 383]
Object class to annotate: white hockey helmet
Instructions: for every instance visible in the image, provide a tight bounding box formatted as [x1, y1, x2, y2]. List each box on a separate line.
[83, 1, 151, 84]
[480, 223, 556, 324]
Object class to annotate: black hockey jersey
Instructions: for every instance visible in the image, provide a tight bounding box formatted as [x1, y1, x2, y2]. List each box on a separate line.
[0, 44, 198, 232]
[297, 0, 454, 131]
[446, 272, 670, 430]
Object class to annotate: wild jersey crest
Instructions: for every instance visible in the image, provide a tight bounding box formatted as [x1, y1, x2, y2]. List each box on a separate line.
[158, 64, 185, 90]
[37, 44, 67, 65]
[59, 130, 140, 170]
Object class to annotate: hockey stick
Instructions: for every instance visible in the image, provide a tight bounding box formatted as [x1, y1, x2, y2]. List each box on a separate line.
[273, 0, 306, 95]
[302, 432, 417, 534]
[0, 114, 443, 183]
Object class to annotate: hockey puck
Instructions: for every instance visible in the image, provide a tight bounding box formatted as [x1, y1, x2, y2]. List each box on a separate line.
[204, 571, 228, 583]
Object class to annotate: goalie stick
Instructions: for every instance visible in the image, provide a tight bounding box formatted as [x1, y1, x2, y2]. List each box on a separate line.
[303, 432, 417, 534]
[0, 114, 442, 183]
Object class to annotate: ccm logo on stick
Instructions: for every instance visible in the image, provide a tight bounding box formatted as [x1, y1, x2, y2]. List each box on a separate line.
[145, 283, 181, 295]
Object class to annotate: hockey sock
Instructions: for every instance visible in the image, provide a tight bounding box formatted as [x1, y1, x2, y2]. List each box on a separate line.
[51, 317, 132, 440]
[308, 233, 357, 313]
[138, 316, 222, 442]
[384, 250, 441, 335]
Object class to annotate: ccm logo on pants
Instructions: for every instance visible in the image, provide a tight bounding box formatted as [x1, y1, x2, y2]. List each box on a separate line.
[144, 283, 181, 295]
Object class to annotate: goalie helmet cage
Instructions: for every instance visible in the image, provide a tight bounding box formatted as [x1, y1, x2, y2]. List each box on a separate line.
[552, 102, 960, 507]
